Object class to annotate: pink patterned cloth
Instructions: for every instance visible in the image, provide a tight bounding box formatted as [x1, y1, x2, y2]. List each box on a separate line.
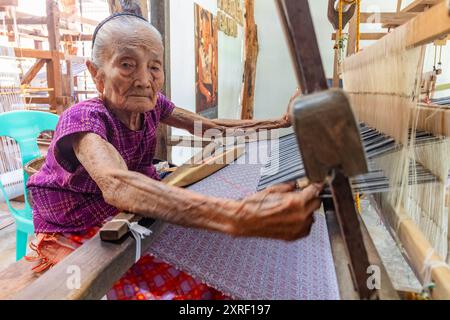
[27, 93, 175, 233]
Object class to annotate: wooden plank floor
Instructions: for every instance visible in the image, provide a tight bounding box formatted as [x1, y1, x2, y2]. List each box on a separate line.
[0, 201, 31, 273]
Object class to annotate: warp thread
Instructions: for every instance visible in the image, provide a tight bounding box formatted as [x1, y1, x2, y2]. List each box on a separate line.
[421, 248, 450, 297]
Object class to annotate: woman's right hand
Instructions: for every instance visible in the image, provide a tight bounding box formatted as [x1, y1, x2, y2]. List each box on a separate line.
[229, 183, 323, 241]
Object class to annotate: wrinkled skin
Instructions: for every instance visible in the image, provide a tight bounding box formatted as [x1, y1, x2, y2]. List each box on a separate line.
[76, 24, 322, 241]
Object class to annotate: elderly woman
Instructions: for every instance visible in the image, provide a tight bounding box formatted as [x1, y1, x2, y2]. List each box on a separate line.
[26, 13, 322, 300]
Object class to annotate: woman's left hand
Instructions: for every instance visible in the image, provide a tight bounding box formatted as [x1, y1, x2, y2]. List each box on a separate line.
[280, 87, 301, 128]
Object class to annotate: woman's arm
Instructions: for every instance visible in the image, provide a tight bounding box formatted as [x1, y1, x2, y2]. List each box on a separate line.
[163, 89, 301, 137]
[163, 107, 289, 137]
[73, 132, 322, 241]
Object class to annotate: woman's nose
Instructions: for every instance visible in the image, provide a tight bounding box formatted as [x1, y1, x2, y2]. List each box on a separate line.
[134, 68, 153, 88]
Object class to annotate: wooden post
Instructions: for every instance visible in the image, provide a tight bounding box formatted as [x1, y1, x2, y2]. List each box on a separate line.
[150, 0, 171, 162]
[346, 13, 357, 56]
[46, 0, 63, 114]
[332, 46, 340, 88]
[20, 59, 47, 85]
[240, 0, 258, 120]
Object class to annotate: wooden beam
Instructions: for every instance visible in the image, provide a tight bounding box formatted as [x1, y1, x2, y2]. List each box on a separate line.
[151, 0, 172, 162]
[406, 0, 450, 47]
[347, 13, 358, 56]
[2, 17, 47, 25]
[20, 59, 47, 85]
[0, 0, 17, 6]
[397, 0, 403, 13]
[24, 96, 50, 104]
[59, 12, 99, 26]
[372, 194, 450, 300]
[401, 0, 441, 12]
[332, 32, 387, 41]
[0, 29, 47, 41]
[46, 0, 63, 114]
[240, 0, 259, 120]
[12, 48, 68, 60]
[14, 48, 51, 59]
[332, 47, 340, 88]
[359, 12, 417, 26]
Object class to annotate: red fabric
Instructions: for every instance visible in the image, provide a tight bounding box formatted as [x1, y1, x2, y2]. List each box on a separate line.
[27, 226, 229, 300]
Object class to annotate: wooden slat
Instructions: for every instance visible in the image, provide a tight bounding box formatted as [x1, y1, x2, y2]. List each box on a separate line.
[401, 0, 441, 12]
[59, 12, 99, 26]
[24, 96, 50, 104]
[360, 12, 417, 26]
[406, 0, 450, 47]
[0, 0, 17, 6]
[347, 14, 358, 56]
[276, 0, 328, 94]
[240, 0, 259, 120]
[2, 17, 47, 25]
[20, 59, 47, 85]
[151, 0, 172, 162]
[46, 0, 63, 114]
[326, 207, 399, 300]
[13, 48, 52, 59]
[372, 194, 450, 300]
[332, 32, 387, 41]
[397, 0, 403, 13]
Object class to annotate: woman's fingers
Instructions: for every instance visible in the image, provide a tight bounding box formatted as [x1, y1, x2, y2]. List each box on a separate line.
[299, 183, 324, 200]
[263, 182, 296, 194]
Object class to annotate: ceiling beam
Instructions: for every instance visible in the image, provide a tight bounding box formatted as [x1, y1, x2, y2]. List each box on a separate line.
[359, 12, 417, 26]
[332, 32, 387, 41]
[0, 0, 18, 6]
[401, 0, 441, 12]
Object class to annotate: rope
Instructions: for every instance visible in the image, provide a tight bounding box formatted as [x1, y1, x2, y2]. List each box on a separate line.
[337, 0, 361, 52]
[113, 219, 153, 263]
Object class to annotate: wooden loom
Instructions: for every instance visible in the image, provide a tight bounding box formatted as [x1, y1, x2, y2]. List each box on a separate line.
[1, 1, 449, 300]
[0, 0, 396, 301]
[342, 0, 450, 300]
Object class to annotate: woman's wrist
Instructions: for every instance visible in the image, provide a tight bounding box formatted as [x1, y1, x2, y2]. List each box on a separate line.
[209, 198, 241, 235]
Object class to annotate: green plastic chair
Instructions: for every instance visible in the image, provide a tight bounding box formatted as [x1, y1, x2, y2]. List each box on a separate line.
[0, 110, 59, 260]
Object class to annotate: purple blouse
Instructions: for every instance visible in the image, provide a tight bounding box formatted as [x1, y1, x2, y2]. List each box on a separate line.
[27, 93, 175, 233]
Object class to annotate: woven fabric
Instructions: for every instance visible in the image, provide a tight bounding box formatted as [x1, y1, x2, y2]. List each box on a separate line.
[27, 93, 174, 233]
[148, 141, 340, 300]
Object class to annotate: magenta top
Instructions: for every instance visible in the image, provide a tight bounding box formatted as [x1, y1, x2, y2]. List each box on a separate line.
[27, 93, 175, 233]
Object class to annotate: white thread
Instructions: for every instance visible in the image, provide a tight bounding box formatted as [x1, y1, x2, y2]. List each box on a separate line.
[114, 219, 153, 263]
[421, 248, 450, 294]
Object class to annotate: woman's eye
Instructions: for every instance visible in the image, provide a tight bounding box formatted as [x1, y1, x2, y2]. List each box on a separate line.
[121, 62, 135, 69]
[150, 66, 160, 72]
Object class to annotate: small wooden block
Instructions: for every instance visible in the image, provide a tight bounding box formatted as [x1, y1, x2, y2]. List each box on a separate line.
[99, 212, 135, 241]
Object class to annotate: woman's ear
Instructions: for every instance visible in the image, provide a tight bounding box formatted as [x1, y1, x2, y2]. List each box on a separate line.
[86, 60, 104, 94]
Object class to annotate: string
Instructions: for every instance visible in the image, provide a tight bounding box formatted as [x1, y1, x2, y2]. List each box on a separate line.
[342, 25, 450, 259]
[113, 219, 153, 263]
[421, 248, 450, 296]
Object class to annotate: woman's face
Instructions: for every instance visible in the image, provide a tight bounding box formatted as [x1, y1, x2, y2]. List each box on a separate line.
[88, 26, 165, 113]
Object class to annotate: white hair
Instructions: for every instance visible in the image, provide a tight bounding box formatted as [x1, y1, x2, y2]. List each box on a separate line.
[91, 15, 162, 68]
